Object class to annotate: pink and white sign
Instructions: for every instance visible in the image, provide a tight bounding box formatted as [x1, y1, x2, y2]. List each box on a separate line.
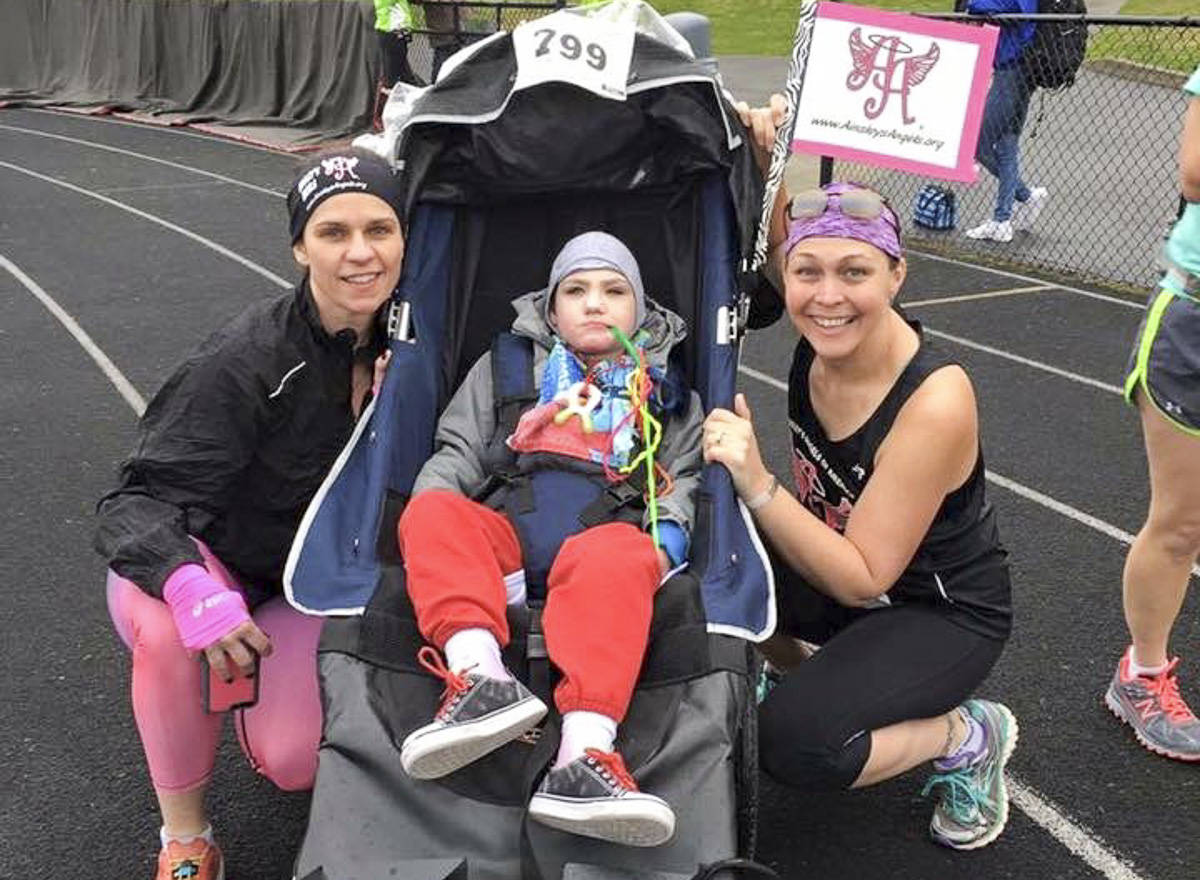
[790, 3, 998, 182]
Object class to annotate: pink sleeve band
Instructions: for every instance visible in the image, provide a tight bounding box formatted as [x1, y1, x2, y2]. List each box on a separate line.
[162, 563, 251, 652]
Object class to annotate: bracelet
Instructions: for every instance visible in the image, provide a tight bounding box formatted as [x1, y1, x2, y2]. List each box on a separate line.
[744, 475, 779, 511]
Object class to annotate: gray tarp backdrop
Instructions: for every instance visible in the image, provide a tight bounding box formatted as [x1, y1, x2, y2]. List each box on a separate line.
[0, 0, 377, 147]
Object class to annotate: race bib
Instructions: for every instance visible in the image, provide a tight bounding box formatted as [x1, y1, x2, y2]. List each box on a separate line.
[512, 11, 635, 101]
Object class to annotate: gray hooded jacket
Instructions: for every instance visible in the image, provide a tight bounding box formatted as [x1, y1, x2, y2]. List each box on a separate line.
[413, 289, 704, 546]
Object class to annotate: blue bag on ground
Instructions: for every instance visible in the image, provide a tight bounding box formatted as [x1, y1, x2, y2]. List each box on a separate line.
[913, 184, 957, 230]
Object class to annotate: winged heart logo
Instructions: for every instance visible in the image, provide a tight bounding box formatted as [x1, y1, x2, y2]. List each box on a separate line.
[845, 28, 940, 125]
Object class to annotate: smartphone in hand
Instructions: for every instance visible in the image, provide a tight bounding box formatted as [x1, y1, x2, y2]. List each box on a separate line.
[202, 651, 260, 714]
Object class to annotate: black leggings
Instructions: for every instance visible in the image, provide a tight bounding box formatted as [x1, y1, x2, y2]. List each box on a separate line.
[758, 602, 1005, 791]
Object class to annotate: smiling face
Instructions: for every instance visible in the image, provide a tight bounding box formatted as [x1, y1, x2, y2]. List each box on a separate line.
[292, 192, 405, 340]
[548, 268, 639, 364]
[783, 236, 906, 361]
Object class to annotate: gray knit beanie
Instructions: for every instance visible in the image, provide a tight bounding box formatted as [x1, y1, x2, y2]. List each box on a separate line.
[544, 231, 646, 330]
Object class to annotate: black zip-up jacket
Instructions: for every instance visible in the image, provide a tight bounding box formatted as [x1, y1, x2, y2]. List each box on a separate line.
[95, 280, 383, 598]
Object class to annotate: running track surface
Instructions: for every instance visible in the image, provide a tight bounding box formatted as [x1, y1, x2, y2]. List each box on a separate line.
[2, 108, 1196, 880]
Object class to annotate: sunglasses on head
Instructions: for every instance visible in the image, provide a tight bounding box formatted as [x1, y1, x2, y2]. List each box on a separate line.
[787, 184, 892, 218]
[787, 187, 894, 224]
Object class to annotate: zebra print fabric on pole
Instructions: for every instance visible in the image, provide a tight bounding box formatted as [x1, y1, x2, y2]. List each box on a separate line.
[750, 0, 820, 272]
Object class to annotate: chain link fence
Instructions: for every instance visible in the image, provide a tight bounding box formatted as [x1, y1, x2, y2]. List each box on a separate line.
[404, 0, 567, 82]
[828, 15, 1200, 294]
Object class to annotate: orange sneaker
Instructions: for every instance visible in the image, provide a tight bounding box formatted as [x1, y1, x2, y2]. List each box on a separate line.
[156, 837, 224, 880]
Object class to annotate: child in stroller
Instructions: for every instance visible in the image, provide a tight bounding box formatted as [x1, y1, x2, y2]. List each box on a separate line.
[396, 230, 703, 848]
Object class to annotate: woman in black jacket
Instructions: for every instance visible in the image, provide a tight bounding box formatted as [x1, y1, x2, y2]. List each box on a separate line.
[95, 148, 404, 880]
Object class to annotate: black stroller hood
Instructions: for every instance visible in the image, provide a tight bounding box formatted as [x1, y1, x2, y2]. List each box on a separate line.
[394, 31, 765, 264]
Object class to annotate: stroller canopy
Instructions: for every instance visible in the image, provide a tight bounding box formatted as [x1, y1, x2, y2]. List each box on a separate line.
[393, 15, 762, 260]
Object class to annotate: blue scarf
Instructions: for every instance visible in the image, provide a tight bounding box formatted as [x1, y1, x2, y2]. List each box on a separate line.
[538, 336, 655, 468]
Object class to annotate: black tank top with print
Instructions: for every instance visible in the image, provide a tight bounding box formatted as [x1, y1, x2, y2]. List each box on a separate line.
[787, 318, 1012, 640]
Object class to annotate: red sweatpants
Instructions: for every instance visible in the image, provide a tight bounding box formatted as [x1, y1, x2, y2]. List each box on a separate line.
[398, 489, 661, 721]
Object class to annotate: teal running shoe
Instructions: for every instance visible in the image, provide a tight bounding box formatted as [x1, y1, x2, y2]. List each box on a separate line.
[922, 699, 1019, 851]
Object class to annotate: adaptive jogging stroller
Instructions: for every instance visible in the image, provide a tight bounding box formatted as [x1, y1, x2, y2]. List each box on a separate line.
[287, 5, 777, 878]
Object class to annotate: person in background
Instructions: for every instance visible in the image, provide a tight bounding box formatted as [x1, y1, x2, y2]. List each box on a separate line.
[1106, 61, 1200, 762]
[419, 0, 467, 81]
[963, 0, 1049, 243]
[375, 0, 420, 89]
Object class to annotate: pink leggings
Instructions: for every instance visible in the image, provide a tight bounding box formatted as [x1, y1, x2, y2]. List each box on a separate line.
[106, 544, 324, 793]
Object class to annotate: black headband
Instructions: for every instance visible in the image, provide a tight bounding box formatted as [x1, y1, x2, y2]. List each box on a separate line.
[287, 152, 403, 243]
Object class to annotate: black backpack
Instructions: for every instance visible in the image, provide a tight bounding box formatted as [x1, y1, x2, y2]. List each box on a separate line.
[1021, 0, 1088, 89]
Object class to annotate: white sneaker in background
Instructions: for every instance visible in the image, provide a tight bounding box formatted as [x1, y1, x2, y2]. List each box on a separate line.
[965, 220, 1014, 242]
[1012, 187, 1048, 231]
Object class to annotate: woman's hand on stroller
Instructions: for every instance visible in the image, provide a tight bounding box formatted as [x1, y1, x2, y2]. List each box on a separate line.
[734, 94, 789, 174]
[703, 394, 772, 502]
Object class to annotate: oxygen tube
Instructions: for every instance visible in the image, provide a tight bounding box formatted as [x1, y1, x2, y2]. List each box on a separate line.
[609, 325, 662, 548]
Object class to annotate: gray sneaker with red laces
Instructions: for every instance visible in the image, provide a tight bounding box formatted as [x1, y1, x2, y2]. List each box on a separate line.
[1106, 648, 1200, 761]
[400, 646, 547, 779]
[528, 748, 676, 847]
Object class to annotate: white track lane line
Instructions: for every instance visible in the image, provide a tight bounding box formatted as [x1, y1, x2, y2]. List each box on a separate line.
[903, 285, 1054, 308]
[2, 254, 147, 416]
[924, 328, 1124, 396]
[0, 160, 292, 290]
[986, 471, 1200, 580]
[909, 247, 1145, 311]
[32, 107, 285, 155]
[0, 124, 285, 199]
[1008, 779, 1147, 880]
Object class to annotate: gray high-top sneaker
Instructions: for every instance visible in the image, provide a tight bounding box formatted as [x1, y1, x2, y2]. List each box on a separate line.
[400, 645, 547, 779]
[528, 748, 675, 847]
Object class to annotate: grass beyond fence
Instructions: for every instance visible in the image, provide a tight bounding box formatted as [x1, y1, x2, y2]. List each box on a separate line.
[1090, 0, 1200, 74]
[648, 0, 1200, 59]
[649, 0, 945, 55]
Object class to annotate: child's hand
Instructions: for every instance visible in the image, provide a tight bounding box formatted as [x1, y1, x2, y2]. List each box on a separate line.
[656, 547, 672, 577]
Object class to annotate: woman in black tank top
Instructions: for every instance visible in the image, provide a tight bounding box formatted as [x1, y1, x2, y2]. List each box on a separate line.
[705, 127, 1016, 852]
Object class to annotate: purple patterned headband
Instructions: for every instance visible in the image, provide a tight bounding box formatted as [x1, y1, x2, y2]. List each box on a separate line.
[783, 183, 903, 261]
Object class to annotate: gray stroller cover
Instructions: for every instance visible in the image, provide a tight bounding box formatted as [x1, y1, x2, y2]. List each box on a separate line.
[294, 570, 758, 880]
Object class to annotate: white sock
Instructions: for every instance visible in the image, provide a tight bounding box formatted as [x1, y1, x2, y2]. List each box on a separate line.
[555, 710, 618, 769]
[1129, 646, 1168, 678]
[161, 824, 214, 848]
[444, 628, 510, 680]
[503, 570, 526, 607]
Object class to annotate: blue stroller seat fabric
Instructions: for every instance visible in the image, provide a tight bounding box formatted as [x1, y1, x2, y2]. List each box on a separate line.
[289, 7, 775, 879]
